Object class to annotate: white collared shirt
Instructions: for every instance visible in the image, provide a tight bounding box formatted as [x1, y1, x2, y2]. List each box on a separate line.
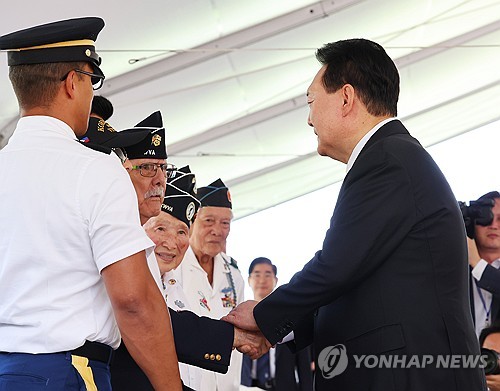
[346, 117, 398, 172]
[472, 258, 500, 336]
[177, 247, 245, 391]
[0, 116, 154, 352]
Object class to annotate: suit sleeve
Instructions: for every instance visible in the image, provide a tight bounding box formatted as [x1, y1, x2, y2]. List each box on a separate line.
[170, 308, 234, 373]
[285, 313, 314, 353]
[476, 264, 500, 296]
[254, 144, 417, 344]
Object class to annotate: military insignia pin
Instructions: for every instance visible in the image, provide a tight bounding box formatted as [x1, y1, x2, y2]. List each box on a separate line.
[198, 290, 211, 311]
[174, 300, 185, 309]
[152, 134, 162, 147]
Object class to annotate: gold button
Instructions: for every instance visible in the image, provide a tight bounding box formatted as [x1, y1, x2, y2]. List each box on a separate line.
[216, 354, 221, 361]
[204, 353, 209, 360]
[210, 354, 215, 360]
[168, 279, 176, 285]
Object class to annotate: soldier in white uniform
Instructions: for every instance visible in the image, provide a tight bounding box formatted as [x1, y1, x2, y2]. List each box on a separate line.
[0, 18, 181, 391]
[178, 179, 245, 391]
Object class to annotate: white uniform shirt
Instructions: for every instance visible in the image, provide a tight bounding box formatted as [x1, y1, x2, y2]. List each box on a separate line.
[0, 116, 154, 352]
[177, 247, 245, 391]
[163, 270, 203, 390]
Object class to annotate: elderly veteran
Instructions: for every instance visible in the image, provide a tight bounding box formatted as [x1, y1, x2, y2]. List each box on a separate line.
[177, 179, 245, 391]
[0, 18, 181, 391]
[81, 113, 268, 389]
[143, 165, 202, 389]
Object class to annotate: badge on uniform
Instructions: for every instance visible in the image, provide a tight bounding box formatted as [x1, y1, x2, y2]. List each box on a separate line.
[221, 287, 236, 308]
[174, 300, 185, 309]
[198, 290, 211, 312]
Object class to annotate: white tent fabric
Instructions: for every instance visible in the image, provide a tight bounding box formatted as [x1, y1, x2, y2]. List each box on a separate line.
[1, 0, 500, 219]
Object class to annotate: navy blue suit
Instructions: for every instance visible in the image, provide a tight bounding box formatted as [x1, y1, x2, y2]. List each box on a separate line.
[253, 120, 486, 391]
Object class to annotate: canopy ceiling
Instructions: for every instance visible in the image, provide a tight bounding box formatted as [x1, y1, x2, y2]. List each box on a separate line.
[1, 0, 499, 219]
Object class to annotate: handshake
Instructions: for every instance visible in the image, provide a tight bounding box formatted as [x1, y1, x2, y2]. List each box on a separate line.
[223, 300, 272, 360]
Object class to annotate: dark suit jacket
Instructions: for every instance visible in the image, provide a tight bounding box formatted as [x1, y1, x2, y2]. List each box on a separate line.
[253, 120, 486, 391]
[470, 263, 500, 328]
[241, 345, 313, 391]
[111, 308, 234, 390]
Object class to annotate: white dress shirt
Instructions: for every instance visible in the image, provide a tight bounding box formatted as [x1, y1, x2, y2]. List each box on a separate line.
[346, 117, 398, 172]
[472, 258, 500, 336]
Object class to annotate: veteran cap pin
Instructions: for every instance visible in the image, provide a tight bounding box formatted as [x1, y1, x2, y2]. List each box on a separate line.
[162, 165, 200, 227]
[123, 111, 167, 160]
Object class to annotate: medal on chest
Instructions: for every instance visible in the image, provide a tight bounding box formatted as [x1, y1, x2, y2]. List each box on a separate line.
[198, 290, 211, 312]
[221, 286, 236, 308]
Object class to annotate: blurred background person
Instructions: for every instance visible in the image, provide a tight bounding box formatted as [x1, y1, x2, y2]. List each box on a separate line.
[241, 257, 313, 391]
[465, 191, 500, 336]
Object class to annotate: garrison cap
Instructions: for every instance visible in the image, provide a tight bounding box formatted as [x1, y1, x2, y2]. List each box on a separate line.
[0, 17, 105, 78]
[91, 95, 113, 120]
[197, 178, 232, 209]
[123, 111, 167, 160]
[80, 117, 151, 153]
[162, 165, 200, 227]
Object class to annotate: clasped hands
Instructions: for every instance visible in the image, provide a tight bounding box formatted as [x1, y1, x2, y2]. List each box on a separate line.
[223, 300, 272, 360]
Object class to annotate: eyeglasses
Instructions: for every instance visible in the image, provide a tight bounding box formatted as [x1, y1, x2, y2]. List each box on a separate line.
[60, 69, 105, 90]
[131, 163, 177, 178]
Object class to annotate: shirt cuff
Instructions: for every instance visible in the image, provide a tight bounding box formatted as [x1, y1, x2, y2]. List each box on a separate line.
[472, 259, 489, 281]
[279, 331, 295, 344]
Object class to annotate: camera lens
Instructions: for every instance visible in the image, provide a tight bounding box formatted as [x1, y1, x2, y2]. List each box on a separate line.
[481, 348, 500, 375]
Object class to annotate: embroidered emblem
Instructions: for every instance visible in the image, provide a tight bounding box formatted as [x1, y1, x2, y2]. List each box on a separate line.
[198, 290, 211, 311]
[152, 134, 162, 147]
[192, 177, 197, 194]
[221, 286, 236, 308]
[175, 300, 185, 309]
[186, 202, 196, 222]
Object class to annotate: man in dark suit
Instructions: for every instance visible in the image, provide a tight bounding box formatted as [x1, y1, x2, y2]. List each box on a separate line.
[224, 39, 486, 390]
[241, 257, 313, 391]
[467, 192, 500, 336]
